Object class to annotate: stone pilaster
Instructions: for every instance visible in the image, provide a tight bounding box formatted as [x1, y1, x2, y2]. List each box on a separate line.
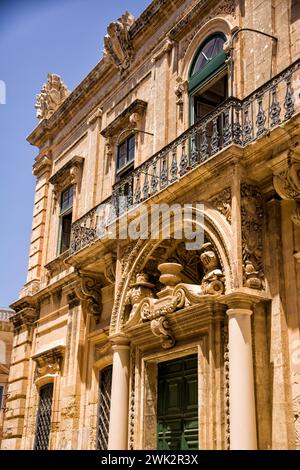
[1, 306, 37, 450]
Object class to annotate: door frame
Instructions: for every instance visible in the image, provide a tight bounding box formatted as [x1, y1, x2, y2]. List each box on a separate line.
[138, 338, 209, 450]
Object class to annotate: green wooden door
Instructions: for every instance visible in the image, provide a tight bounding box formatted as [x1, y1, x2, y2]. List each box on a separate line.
[157, 355, 198, 450]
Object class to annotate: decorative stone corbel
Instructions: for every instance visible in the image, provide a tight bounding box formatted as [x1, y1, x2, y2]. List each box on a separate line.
[271, 150, 300, 262]
[32, 345, 65, 380]
[272, 151, 300, 201]
[87, 107, 102, 126]
[33, 151, 52, 177]
[105, 137, 114, 160]
[103, 253, 117, 284]
[75, 273, 102, 320]
[149, 316, 175, 349]
[151, 37, 174, 63]
[129, 111, 142, 131]
[174, 77, 187, 120]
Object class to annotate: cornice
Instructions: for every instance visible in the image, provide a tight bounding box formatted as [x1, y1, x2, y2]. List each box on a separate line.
[49, 155, 84, 185]
[101, 99, 147, 138]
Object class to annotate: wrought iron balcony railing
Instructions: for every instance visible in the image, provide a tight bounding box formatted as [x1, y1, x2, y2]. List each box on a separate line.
[70, 59, 300, 254]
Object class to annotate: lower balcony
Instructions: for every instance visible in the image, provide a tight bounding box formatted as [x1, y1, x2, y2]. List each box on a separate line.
[70, 59, 300, 255]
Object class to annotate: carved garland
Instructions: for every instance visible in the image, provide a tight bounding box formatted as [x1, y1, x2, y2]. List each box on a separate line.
[210, 187, 232, 223]
[241, 183, 265, 290]
[129, 346, 136, 450]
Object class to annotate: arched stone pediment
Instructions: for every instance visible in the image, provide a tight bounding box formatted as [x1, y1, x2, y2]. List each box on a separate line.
[110, 205, 233, 336]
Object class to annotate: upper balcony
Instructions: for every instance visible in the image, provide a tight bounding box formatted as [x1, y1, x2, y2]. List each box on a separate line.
[70, 59, 300, 256]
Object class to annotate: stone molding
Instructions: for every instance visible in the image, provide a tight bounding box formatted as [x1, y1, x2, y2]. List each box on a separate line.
[32, 151, 52, 177]
[49, 155, 84, 202]
[101, 99, 147, 138]
[10, 307, 37, 333]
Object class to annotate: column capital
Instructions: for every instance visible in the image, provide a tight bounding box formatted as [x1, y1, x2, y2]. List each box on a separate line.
[220, 290, 269, 310]
[227, 308, 253, 318]
[109, 333, 130, 349]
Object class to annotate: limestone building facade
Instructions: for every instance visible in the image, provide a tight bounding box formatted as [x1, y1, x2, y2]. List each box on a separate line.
[2, 0, 300, 450]
[0, 310, 14, 445]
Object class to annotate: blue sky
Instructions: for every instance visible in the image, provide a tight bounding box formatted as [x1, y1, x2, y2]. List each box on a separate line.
[0, 0, 150, 308]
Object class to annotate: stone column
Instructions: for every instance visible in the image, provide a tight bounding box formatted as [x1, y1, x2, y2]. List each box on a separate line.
[108, 334, 130, 450]
[223, 293, 258, 450]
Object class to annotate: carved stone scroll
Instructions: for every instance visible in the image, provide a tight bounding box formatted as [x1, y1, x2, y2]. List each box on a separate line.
[75, 274, 102, 320]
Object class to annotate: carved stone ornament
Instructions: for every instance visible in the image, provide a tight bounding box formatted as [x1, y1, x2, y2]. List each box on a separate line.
[75, 274, 102, 320]
[151, 37, 174, 63]
[11, 307, 37, 332]
[49, 155, 84, 203]
[174, 77, 187, 107]
[241, 183, 264, 289]
[35, 73, 70, 120]
[273, 152, 300, 201]
[210, 187, 232, 222]
[272, 151, 300, 228]
[103, 11, 135, 76]
[32, 346, 64, 380]
[124, 246, 225, 348]
[124, 272, 155, 321]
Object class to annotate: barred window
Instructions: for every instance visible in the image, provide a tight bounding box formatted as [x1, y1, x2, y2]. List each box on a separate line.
[34, 383, 54, 450]
[96, 365, 113, 450]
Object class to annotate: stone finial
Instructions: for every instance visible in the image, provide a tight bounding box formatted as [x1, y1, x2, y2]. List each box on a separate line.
[103, 11, 135, 75]
[35, 73, 70, 120]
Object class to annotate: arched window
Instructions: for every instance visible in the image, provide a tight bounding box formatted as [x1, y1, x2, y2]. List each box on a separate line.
[189, 33, 228, 124]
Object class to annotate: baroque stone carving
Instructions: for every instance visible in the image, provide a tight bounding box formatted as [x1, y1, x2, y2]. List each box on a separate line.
[35, 73, 70, 120]
[273, 152, 300, 201]
[32, 346, 64, 379]
[75, 274, 102, 320]
[177, 0, 236, 59]
[124, 272, 155, 321]
[152, 37, 174, 62]
[210, 187, 232, 222]
[103, 11, 135, 75]
[273, 152, 300, 229]
[241, 183, 264, 289]
[125, 247, 225, 348]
